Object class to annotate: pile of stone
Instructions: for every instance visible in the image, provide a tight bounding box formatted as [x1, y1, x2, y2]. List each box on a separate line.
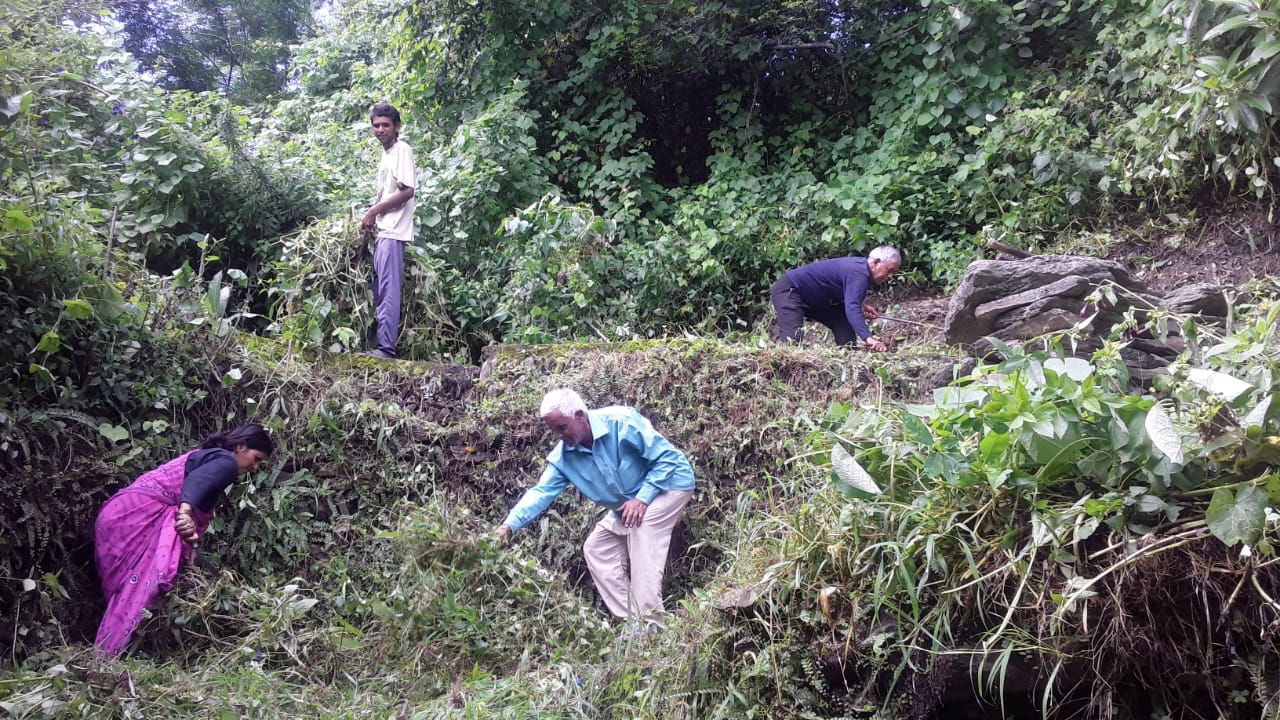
[942, 254, 1228, 381]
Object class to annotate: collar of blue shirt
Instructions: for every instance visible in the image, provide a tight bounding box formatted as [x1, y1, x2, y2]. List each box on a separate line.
[565, 409, 609, 453]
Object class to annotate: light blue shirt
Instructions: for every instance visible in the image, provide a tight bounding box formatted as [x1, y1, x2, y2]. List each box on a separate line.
[502, 406, 696, 532]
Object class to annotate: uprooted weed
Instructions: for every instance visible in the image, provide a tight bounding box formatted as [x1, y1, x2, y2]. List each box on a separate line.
[268, 213, 463, 361]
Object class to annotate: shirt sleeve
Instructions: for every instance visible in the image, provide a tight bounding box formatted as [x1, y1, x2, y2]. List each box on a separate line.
[502, 462, 571, 532]
[391, 144, 416, 190]
[621, 411, 687, 505]
[843, 269, 873, 340]
[180, 449, 239, 511]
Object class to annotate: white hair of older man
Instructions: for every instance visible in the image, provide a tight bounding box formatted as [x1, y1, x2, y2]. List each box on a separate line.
[540, 388, 588, 418]
[869, 245, 902, 265]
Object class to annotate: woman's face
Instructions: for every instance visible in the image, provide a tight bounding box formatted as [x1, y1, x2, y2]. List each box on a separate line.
[233, 444, 269, 474]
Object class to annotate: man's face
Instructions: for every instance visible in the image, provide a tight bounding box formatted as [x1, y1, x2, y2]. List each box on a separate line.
[543, 409, 592, 448]
[869, 258, 900, 285]
[371, 115, 399, 149]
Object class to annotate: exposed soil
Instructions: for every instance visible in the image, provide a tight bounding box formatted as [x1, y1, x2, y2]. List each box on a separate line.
[1111, 206, 1280, 294]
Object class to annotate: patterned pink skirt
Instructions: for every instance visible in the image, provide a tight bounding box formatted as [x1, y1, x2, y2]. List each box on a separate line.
[94, 451, 212, 655]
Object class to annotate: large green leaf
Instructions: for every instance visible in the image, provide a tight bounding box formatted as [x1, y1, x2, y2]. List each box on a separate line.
[1242, 394, 1274, 429]
[1144, 403, 1184, 465]
[3, 209, 34, 231]
[1043, 357, 1093, 382]
[97, 424, 130, 443]
[1187, 368, 1252, 401]
[27, 363, 54, 383]
[831, 443, 881, 495]
[933, 386, 986, 406]
[62, 298, 93, 319]
[34, 331, 61, 353]
[1206, 486, 1267, 546]
[1, 91, 26, 118]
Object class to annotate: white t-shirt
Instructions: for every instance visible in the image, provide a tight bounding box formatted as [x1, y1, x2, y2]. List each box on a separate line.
[374, 140, 416, 242]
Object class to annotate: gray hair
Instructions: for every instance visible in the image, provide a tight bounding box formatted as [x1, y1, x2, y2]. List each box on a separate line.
[540, 388, 588, 418]
[869, 245, 902, 265]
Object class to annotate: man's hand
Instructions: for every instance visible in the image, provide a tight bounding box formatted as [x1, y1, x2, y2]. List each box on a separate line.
[495, 524, 512, 546]
[175, 504, 200, 547]
[862, 302, 880, 321]
[865, 337, 888, 352]
[619, 499, 648, 528]
[361, 208, 378, 230]
[353, 227, 372, 265]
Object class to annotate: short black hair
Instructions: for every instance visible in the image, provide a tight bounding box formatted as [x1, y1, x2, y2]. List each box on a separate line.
[370, 102, 402, 126]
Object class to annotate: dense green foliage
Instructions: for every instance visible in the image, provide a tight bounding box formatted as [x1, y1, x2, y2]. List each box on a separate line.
[112, 0, 314, 102]
[0, 0, 315, 652]
[251, 0, 1280, 358]
[1, 0, 317, 275]
[8, 0, 1280, 357]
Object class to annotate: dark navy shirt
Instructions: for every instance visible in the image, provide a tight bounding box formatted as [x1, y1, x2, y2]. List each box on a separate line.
[785, 257, 874, 339]
[180, 448, 238, 511]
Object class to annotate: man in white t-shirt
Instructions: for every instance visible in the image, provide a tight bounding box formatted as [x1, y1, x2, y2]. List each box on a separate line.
[360, 102, 416, 359]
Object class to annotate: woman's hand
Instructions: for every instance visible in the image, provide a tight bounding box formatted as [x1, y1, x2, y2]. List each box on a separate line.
[175, 503, 200, 546]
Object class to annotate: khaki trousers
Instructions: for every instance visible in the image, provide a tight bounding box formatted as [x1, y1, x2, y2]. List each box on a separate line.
[583, 489, 693, 621]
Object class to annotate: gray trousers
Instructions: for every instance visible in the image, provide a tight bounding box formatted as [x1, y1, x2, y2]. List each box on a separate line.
[370, 237, 405, 357]
[771, 274, 860, 346]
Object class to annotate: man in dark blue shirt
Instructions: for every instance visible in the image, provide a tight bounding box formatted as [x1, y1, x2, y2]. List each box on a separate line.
[771, 246, 901, 351]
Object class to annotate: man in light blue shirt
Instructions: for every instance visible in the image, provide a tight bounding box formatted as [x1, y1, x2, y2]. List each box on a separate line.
[497, 388, 695, 624]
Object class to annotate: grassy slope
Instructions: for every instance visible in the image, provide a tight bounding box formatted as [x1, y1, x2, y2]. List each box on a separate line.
[0, 336, 954, 719]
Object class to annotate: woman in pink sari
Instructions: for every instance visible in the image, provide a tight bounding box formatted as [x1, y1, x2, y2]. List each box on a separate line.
[93, 424, 273, 655]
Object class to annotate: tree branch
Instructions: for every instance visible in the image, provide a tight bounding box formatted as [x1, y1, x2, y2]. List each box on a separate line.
[768, 42, 836, 52]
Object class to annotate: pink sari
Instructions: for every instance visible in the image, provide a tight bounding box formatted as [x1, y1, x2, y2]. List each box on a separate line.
[93, 450, 213, 655]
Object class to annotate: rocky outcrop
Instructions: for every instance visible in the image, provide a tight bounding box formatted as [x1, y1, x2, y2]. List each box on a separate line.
[943, 254, 1228, 380]
[943, 256, 1141, 345]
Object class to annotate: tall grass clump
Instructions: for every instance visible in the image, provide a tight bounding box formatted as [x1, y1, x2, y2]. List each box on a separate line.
[267, 213, 461, 361]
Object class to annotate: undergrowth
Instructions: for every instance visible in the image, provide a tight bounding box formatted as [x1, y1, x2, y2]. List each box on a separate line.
[660, 296, 1280, 719]
[9, 209, 1280, 718]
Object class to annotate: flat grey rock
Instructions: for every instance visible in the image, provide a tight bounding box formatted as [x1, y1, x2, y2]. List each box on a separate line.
[945, 256, 1138, 345]
[974, 275, 1093, 321]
